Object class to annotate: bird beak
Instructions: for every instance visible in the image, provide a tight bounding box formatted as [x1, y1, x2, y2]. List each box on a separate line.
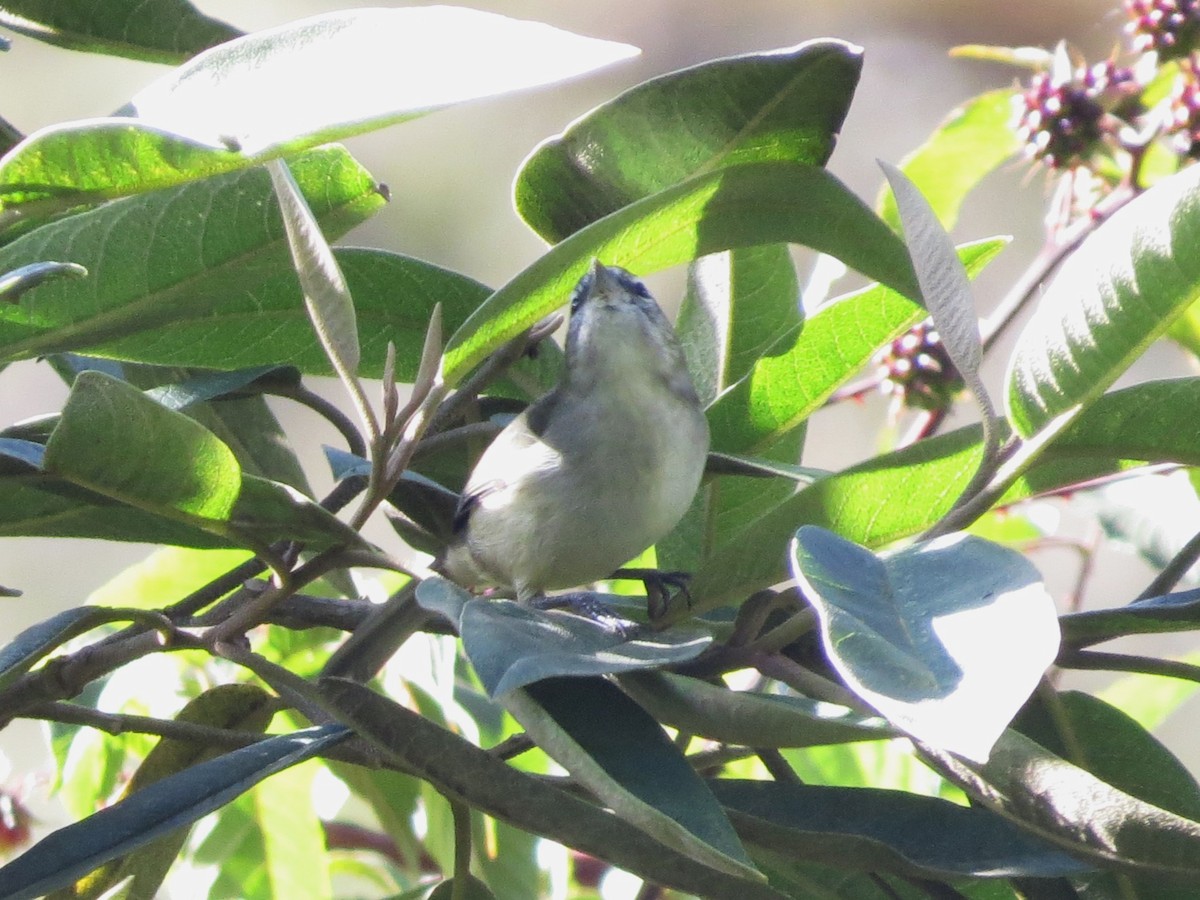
[587, 258, 621, 298]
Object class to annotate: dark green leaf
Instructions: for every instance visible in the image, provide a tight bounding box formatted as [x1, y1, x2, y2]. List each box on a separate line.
[321, 678, 788, 899]
[1061, 588, 1200, 647]
[877, 89, 1021, 231]
[41, 372, 360, 549]
[663, 246, 805, 573]
[924, 729, 1200, 874]
[0, 0, 239, 64]
[56, 684, 276, 900]
[791, 527, 1059, 761]
[507, 676, 760, 881]
[516, 39, 861, 242]
[144, 366, 293, 411]
[617, 670, 893, 747]
[714, 780, 1093, 879]
[1007, 162, 1200, 437]
[0, 725, 349, 900]
[427, 876, 496, 900]
[421, 583, 711, 697]
[690, 377, 1200, 607]
[445, 161, 919, 385]
[45, 371, 242, 521]
[1015, 690, 1200, 821]
[0, 147, 385, 367]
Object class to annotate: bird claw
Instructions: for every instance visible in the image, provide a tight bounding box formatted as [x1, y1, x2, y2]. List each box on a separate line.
[611, 568, 692, 621]
[529, 591, 641, 639]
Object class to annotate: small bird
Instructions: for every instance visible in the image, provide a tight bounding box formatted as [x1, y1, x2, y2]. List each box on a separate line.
[440, 259, 710, 606]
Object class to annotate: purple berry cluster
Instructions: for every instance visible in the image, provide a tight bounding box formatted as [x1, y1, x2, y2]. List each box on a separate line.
[875, 321, 964, 413]
[1126, 0, 1200, 59]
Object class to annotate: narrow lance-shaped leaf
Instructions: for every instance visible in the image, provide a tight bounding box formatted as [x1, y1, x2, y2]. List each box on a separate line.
[1007, 160, 1200, 437]
[0, 261, 86, 304]
[881, 162, 995, 458]
[0, 725, 348, 900]
[266, 160, 364, 424]
[504, 677, 762, 882]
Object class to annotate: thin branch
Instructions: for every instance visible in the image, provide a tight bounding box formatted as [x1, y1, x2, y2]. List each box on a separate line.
[22, 701, 273, 750]
[1137, 527, 1200, 601]
[1056, 648, 1200, 683]
[266, 381, 368, 459]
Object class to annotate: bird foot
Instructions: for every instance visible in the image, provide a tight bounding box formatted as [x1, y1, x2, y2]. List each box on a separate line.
[529, 591, 641, 638]
[611, 568, 692, 621]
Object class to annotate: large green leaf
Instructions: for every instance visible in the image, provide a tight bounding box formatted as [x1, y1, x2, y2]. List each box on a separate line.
[876, 89, 1021, 231]
[0, 725, 348, 900]
[505, 676, 761, 882]
[0, 147, 385, 368]
[0, 8, 636, 216]
[445, 161, 919, 385]
[791, 527, 1059, 762]
[714, 780, 1093, 880]
[40, 372, 361, 549]
[0, 0, 239, 64]
[516, 39, 861, 242]
[1007, 161, 1200, 437]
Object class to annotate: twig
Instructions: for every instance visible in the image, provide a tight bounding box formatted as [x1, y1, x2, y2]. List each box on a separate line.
[1137, 527, 1200, 601]
[22, 701, 273, 750]
[1056, 648, 1200, 683]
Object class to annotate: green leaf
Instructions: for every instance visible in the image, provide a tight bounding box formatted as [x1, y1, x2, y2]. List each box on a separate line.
[0, 146, 383, 365]
[925, 728, 1200, 874]
[0, 725, 349, 900]
[0, 0, 239, 64]
[505, 676, 761, 882]
[705, 237, 1006, 456]
[1015, 690, 1200, 822]
[690, 377, 1200, 606]
[713, 780, 1094, 879]
[415, 578, 711, 697]
[55, 684, 276, 900]
[1060, 588, 1200, 647]
[321, 678, 788, 900]
[127, 8, 638, 157]
[45, 371, 242, 520]
[253, 758, 330, 900]
[791, 527, 1059, 762]
[445, 161, 919, 385]
[616, 671, 893, 747]
[877, 89, 1021, 231]
[0, 9, 637, 216]
[41, 372, 360, 549]
[1007, 162, 1200, 437]
[516, 39, 861, 242]
[663, 245, 805, 573]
